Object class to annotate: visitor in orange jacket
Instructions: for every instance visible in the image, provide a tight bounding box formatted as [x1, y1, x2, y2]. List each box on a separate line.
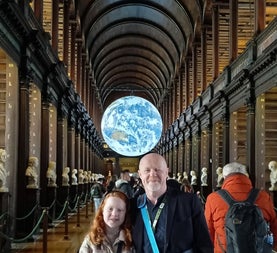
[204, 162, 277, 253]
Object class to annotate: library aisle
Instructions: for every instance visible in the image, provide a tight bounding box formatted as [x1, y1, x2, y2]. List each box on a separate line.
[11, 205, 93, 253]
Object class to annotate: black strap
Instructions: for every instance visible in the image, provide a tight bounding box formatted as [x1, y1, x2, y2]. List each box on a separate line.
[217, 188, 260, 206]
[246, 188, 259, 203]
[116, 241, 124, 253]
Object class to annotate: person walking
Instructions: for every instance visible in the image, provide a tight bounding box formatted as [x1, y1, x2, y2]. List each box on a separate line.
[131, 152, 213, 253]
[91, 177, 106, 212]
[204, 162, 277, 253]
[115, 169, 134, 198]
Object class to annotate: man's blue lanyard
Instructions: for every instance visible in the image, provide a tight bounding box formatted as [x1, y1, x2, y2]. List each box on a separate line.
[140, 196, 167, 253]
[148, 198, 167, 232]
[141, 206, 160, 253]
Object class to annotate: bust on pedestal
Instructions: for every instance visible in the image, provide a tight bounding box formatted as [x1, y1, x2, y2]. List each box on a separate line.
[177, 172, 182, 183]
[71, 169, 78, 185]
[78, 169, 84, 184]
[268, 161, 277, 191]
[62, 167, 70, 186]
[216, 167, 224, 188]
[190, 170, 197, 185]
[201, 167, 208, 186]
[0, 149, 9, 192]
[183, 171, 188, 180]
[46, 161, 57, 187]
[25, 156, 39, 189]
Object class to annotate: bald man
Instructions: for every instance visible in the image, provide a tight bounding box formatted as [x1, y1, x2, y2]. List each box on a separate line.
[131, 152, 213, 253]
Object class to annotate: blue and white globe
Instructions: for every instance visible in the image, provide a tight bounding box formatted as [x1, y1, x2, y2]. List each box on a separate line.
[101, 96, 163, 156]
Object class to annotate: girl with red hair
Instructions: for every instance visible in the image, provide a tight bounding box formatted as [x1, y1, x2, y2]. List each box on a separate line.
[79, 190, 134, 253]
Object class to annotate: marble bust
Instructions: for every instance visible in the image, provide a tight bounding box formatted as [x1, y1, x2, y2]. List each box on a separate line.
[177, 172, 182, 183]
[268, 161, 277, 191]
[216, 166, 224, 187]
[201, 167, 208, 186]
[46, 161, 57, 187]
[0, 149, 9, 192]
[71, 168, 78, 185]
[183, 171, 188, 180]
[190, 170, 197, 185]
[25, 156, 39, 189]
[62, 167, 70, 186]
[78, 169, 84, 184]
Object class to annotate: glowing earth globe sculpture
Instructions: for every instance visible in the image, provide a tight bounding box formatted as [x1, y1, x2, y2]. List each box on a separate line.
[101, 96, 163, 157]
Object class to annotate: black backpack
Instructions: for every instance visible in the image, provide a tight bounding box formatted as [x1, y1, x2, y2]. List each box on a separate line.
[91, 183, 102, 197]
[217, 188, 269, 253]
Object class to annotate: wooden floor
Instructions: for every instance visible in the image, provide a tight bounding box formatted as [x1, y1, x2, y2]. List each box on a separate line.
[10, 204, 94, 253]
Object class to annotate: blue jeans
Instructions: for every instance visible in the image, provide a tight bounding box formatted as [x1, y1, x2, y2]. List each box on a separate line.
[93, 197, 102, 212]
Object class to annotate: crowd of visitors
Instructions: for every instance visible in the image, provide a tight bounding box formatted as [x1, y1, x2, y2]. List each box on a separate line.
[82, 153, 277, 253]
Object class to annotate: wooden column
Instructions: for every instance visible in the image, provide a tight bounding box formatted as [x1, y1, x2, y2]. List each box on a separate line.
[56, 115, 67, 187]
[70, 22, 77, 84]
[175, 141, 179, 175]
[229, 0, 238, 63]
[246, 97, 256, 186]
[212, 3, 219, 79]
[80, 137, 84, 172]
[207, 125, 213, 193]
[185, 57, 191, 108]
[192, 43, 198, 100]
[40, 97, 50, 206]
[222, 108, 230, 165]
[67, 124, 75, 173]
[176, 77, 181, 118]
[201, 26, 207, 91]
[195, 130, 202, 188]
[81, 54, 87, 103]
[17, 56, 37, 237]
[51, 0, 59, 53]
[169, 143, 173, 175]
[17, 57, 31, 202]
[180, 139, 185, 173]
[170, 89, 174, 123]
[83, 66, 87, 108]
[63, 0, 70, 69]
[75, 130, 81, 174]
[255, 0, 265, 35]
[76, 40, 82, 95]
[187, 130, 192, 174]
[164, 95, 169, 129]
[34, 0, 43, 24]
[179, 66, 185, 112]
[85, 141, 89, 171]
[59, 115, 71, 204]
[164, 145, 168, 166]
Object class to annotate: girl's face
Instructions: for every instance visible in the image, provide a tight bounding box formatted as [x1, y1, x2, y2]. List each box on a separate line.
[103, 196, 126, 229]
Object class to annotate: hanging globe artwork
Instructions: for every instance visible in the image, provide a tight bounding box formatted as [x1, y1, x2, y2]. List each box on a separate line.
[101, 96, 163, 156]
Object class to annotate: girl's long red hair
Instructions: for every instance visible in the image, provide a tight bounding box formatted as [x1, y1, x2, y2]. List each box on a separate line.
[89, 190, 133, 249]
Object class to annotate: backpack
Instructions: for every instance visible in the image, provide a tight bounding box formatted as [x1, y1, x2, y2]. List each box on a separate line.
[217, 188, 270, 253]
[91, 183, 102, 197]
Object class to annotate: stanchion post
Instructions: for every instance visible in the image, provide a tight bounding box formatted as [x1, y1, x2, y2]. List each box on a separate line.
[64, 201, 69, 240]
[42, 208, 48, 253]
[86, 199, 88, 218]
[91, 199, 94, 213]
[77, 197, 80, 227]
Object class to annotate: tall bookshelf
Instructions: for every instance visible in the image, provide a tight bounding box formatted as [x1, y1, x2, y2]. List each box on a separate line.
[0, 50, 6, 149]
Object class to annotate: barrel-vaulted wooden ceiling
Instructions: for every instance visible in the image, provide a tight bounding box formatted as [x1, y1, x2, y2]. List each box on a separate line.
[77, 0, 207, 111]
[67, 0, 277, 147]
